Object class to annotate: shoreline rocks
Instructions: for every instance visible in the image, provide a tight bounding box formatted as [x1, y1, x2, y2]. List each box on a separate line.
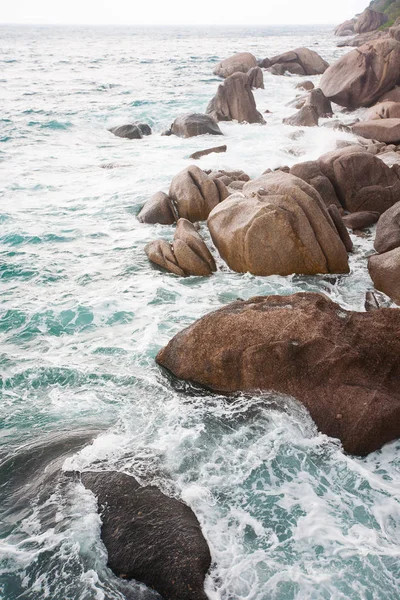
[369, 248, 400, 304]
[156, 292, 400, 456]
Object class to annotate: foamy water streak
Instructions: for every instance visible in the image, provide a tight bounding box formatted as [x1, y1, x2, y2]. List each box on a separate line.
[1, 23, 399, 600]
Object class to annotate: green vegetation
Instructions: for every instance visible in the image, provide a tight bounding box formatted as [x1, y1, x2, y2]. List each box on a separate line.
[368, 0, 400, 28]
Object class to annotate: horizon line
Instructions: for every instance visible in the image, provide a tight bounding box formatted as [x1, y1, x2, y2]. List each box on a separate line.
[0, 21, 338, 27]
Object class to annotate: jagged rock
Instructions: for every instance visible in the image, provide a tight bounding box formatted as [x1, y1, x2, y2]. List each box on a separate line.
[352, 119, 400, 143]
[369, 247, 400, 304]
[109, 124, 143, 139]
[354, 8, 388, 34]
[366, 101, 400, 120]
[173, 219, 217, 276]
[365, 290, 381, 311]
[320, 39, 400, 109]
[283, 105, 319, 127]
[207, 72, 265, 124]
[296, 80, 315, 91]
[327, 204, 353, 251]
[342, 211, 380, 230]
[374, 201, 400, 253]
[168, 113, 223, 138]
[137, 191, 177, 225]
[213, 52, 257, 78]
[247, 66, 264, 89]
[268, 47, 329, 75]
[156, 292, 400, 456]
[79, 471, 211, 600]
[169, 165, 229, 222]
[145, 239, 185, 276]
[207, 171, 349, 276]
[304, 88, 333, 117]
[189, 145, 227, 160]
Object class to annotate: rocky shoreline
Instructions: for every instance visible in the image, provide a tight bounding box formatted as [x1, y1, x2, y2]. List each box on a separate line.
[75, 7, 400, 600]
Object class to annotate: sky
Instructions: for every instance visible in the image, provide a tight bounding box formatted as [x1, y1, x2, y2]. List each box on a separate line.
[1, 0, 370, 25]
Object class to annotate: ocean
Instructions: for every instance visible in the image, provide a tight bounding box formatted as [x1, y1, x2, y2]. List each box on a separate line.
[0, 23, 399, 600]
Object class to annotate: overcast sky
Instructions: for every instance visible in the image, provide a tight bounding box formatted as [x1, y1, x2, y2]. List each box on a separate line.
[1, 0, 369, 25]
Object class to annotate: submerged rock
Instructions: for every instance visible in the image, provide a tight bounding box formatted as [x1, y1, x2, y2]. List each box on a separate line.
[169, 114, 223, 138]
[189, 145, 227, 160]
[80, 471, 211, 600]
[207, 72, 265, 124]
[156, 292, 400, 456]
[108, 124, 143, 139]
[207, 172, 349, 276]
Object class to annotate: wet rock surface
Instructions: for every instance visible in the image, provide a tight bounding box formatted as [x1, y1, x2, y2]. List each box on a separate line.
[156, 292, 400, 456]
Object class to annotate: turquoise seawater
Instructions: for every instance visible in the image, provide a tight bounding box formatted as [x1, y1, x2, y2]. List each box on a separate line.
[0, 24, 399, 600]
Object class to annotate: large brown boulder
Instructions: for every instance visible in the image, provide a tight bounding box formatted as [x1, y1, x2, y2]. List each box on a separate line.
[168, 113, 223, 138]
[369, 247, 400, 304]
[145, 219, 216, 277]
[352, 119, 400, 143]
[327, 204, 353, 251]
[366, 101, 400, 120]
[374, 201, 400, 253]
[206, 72, 265, 124]
[318, 147, 400, 214]
[213, 52, 257, 78]
[137, 191, 177, 225]
[304, 88, 333, 117]
[169, 165, 229, 222]
[355, 8, 388, 33]
[207, 172, 349, 276]
[156, 292, 400, 456]
[320, 39, 400, 109]
[268, 47, 329, 75]
[80, 471, 211, 600]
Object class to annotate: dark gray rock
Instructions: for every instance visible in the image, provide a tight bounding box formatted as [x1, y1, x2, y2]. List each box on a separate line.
[80, 471, 211, 600]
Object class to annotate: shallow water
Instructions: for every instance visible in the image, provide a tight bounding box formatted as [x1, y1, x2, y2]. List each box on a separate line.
[0, 24, 399, 600]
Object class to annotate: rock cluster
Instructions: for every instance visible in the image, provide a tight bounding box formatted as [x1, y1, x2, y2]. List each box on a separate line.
[262, 47, 329, 76]
[145, 218, 217, 277]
